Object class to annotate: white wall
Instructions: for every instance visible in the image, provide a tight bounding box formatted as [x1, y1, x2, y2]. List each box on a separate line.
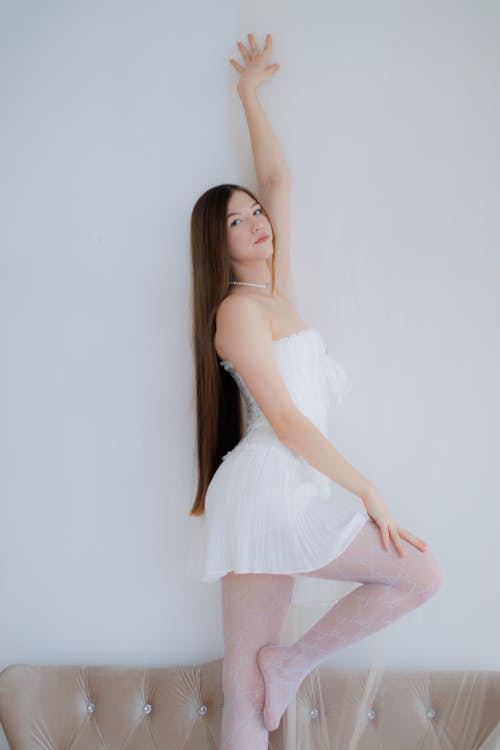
[1, 0, 499, 745]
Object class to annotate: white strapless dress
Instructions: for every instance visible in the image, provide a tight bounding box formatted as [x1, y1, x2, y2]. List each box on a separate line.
[185, 327, 369, 607]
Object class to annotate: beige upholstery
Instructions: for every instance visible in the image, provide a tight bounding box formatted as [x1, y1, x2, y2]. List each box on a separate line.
[0, 659, 499, 749]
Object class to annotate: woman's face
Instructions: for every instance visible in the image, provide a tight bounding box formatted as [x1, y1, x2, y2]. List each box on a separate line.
[225, 190, 273, 261]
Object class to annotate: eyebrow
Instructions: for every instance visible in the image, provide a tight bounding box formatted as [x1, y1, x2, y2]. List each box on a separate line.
[227, 201, 259, 218]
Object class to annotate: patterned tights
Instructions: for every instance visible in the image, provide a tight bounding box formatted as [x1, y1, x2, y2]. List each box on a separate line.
[220, 518, 443, 749]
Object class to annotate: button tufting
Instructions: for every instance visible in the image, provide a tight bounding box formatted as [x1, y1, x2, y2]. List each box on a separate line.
[309, 707, 319, 718]
[143, 703, 152, 714]
[367, 709, 376, 720]
[87, 702, 95, 713]
[426, 708, 436, 718]
[198, 704, 208, 715]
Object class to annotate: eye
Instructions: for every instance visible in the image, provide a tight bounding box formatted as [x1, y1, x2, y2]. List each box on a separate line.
[229, 207, 263, 227]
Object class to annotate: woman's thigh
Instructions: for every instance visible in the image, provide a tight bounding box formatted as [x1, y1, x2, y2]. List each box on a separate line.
[221, 571, 295, 653]
[299, 519, 443, 596]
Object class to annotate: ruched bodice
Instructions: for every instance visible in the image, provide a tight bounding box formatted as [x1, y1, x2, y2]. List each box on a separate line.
[219, 327, 351, 438]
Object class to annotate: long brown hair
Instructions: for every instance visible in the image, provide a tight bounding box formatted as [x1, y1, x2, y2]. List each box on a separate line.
[189, 184, 277, 516]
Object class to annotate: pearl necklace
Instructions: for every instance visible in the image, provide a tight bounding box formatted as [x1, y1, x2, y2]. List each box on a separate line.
[229, 280, 271, 289]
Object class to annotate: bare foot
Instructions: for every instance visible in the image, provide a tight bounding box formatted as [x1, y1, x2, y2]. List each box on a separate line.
[257, 644, 303, 732]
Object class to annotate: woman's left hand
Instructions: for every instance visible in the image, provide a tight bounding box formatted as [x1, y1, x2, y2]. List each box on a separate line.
[362, 485, 428, 557]
[229, 33, 280, 93]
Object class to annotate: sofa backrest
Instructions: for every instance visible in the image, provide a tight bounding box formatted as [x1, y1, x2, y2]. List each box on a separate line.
[1, 660, 499, 749]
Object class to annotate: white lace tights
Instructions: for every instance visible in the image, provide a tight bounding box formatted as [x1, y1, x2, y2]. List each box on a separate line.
[219, 519, 443, 749]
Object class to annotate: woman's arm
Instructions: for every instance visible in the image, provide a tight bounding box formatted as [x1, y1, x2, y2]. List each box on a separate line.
[232, 34, 290, 184]
[278, 410, 373, 500]
[238, 82, 291, 185]
[230, 34, 292, 290]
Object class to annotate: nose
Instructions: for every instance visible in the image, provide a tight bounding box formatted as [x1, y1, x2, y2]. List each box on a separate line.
[252, 217, 265, 232]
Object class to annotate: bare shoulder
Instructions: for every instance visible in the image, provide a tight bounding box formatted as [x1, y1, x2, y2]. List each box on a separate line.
[213, 292, 300, 440]
[214, 295, 271, 361]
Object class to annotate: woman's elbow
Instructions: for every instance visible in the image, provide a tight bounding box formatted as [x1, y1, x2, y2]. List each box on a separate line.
[274, 408, 304, 443]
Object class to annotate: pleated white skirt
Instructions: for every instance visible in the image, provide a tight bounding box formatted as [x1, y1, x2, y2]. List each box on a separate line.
[185, 438, 369, 606]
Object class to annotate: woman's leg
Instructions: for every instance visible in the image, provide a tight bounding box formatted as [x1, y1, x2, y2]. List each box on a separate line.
[220, 570, 295, 750]
[257, 519, 444, 731]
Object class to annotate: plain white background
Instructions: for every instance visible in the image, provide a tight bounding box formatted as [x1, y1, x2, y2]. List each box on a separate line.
[1, 1, 499, 745]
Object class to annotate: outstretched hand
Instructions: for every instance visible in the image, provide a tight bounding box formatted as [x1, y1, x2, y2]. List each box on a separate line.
[229, 33, 280, 92]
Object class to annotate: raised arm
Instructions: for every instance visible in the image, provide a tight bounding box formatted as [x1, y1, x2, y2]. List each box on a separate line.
[230, 33, 292, 291]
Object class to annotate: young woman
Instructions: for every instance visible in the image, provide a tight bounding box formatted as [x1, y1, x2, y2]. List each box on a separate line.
[186, 33, 443, 750]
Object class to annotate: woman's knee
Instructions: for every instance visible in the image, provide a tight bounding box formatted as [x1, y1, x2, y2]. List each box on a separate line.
[410, 546, 444, 602]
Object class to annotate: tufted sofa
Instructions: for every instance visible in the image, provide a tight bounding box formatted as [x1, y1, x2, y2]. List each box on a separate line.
[0, 659, 499, 749]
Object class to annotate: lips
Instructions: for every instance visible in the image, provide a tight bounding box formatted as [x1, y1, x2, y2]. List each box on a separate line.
[255, 235, 270, 244]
